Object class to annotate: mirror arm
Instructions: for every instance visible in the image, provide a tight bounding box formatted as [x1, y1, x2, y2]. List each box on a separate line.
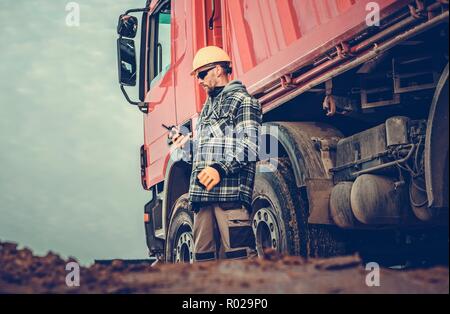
[120, 85, 148, 114]
[124, 7, 149, 16]
[208, 0, 215, 30]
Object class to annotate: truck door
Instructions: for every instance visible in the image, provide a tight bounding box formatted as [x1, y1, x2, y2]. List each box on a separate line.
[187, 0, 225, 117]
[143, 0, 175, 188]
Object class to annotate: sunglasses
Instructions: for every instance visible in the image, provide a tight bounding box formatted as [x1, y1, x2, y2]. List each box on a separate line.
[196, 66, 216, 80]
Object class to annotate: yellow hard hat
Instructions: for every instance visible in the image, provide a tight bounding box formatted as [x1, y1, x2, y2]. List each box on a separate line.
[191, 46, 231, 75]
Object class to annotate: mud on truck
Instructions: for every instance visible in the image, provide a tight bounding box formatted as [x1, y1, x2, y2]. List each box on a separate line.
[116, 0, 449, 265]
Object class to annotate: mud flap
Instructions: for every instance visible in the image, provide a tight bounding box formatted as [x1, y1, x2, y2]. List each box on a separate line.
[144, 199, 164, 256]
[306, 178, 335, 225]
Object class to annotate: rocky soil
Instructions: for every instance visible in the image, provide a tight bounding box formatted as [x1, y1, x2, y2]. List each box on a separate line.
[0, 242, 447, 294]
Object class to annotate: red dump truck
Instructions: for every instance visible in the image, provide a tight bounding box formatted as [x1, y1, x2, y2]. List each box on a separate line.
[116, 0, 449, 264]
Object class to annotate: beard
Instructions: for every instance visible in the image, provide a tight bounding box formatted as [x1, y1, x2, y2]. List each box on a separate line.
[207, 85, 225, 98]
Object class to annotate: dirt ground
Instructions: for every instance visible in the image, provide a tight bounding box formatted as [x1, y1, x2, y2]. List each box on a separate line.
[0, 241, 448, 294]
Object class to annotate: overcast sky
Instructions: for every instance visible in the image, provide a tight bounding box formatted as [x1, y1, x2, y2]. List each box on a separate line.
[0, 0, 150, 265]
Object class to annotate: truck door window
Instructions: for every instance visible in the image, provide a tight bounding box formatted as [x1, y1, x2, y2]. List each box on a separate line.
[149, 2, 171, 88]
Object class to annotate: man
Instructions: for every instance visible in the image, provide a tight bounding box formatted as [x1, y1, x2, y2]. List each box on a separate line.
[169, 46, 262, 262]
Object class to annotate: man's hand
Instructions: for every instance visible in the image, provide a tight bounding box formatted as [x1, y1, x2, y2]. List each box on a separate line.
[197, 166, 221, 191]
[171, 132, 190, 149]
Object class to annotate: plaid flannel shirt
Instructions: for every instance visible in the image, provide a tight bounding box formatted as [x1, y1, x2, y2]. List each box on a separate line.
[185, 81, 262, 211]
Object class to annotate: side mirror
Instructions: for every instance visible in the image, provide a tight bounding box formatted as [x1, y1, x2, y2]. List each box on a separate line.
[117, 38, 137, 86]
[117, 15, 138, 38]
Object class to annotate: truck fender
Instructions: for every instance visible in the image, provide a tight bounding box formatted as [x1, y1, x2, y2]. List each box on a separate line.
[264, 122, 343, 186]
[424, 64, 449, 212]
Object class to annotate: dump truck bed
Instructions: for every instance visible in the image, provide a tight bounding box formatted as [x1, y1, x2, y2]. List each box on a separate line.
[223, 0, 409, 96]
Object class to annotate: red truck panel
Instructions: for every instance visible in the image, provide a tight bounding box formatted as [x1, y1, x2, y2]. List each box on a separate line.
[222, 0, 408, 95]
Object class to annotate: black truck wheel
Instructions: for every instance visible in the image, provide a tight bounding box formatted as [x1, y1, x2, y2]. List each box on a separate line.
[252, 157, 347, 258]
[165, 193, 194, 263]
[252, 158, 307, 256]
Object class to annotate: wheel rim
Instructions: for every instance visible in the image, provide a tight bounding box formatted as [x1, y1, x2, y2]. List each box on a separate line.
[175, 230, 194, 263]
[252, 207, 281, 256]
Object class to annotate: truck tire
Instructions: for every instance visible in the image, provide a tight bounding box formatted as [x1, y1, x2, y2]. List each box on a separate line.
[252, 158, 306, 256]
[165, 193, 194, 263]
[252, 157, 347, 258]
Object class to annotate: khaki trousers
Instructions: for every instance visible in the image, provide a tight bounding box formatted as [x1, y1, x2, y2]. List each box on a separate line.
[193, 202, 256, 261]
